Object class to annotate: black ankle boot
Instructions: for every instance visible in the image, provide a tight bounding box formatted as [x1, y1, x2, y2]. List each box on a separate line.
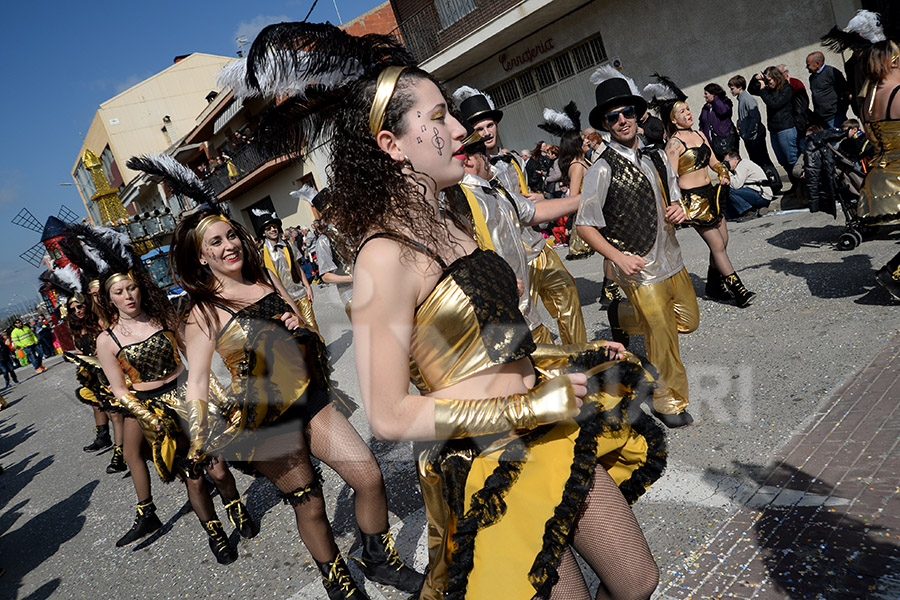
[116, 498, 162, 547]
[223, 497, 259, 539]
[705, 265, 733, 301]
[354, 530, 425, 593]
[315, 554, 370, 600]
[606, 299, 630, 348]
[599, 277, 622, 310]
[876, 252, 900, 301]
[106, 445, 127, 474]
[202, 519, 238, 565]
[84, 425, 112, 452]
[722, 272, 755, 308]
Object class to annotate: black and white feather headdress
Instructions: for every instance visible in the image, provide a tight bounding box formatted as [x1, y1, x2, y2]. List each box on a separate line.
[643, 73, 688, 116]
[59, 223, 138, 286]
[232, 22, 415, 160]
[821, 10, 886, 54]
[126, 153, 218, 209]
[538, 101, 582, 137]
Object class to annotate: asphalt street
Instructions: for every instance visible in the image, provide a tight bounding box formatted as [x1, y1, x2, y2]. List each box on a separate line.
[0, 207, 897, 599]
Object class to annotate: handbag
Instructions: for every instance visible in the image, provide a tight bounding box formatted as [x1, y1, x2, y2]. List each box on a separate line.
[709, 129, 739, 161]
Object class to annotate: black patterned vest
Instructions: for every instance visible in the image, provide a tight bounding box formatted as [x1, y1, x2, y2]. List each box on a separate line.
[597, 147, 659, 256]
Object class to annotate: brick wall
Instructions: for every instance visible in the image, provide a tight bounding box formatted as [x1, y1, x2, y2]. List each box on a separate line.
[339, 1, 400, 36]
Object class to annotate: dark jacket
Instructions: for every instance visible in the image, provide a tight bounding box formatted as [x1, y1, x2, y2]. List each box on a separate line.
[802, 128, 849, 217]
[699, 96, 736, 140]
[748, 78, 795, 132]
[809, 64, 849, 122]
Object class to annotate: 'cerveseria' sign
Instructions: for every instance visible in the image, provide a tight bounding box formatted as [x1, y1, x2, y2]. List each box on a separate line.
[499, 38, 555, 72]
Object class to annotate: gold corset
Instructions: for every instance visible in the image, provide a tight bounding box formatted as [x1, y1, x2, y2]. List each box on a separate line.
[409, 249, 534, 393]
[116, 329, 181, 385]
[858, 120, 900, 224]
[677, 144, 711, 176]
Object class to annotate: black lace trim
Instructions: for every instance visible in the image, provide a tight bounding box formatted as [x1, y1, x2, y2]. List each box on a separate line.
[279, 465, 323, 505]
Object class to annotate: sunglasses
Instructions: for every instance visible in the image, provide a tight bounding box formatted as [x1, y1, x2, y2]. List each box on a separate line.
[71, 304, 85, 310]
[604, 106, 636, 124]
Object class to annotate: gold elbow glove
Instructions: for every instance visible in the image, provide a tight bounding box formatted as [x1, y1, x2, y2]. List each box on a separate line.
[117, 393, 159, 432]
[712, 162, 730, 180]
[185, 397, 209, 459]
[433, 376, 577, 439]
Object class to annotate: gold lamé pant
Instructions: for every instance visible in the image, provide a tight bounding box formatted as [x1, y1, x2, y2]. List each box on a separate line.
[616, 268, 699, 414]
[529, 244, 587, 344]
[294, 296, 319, 333]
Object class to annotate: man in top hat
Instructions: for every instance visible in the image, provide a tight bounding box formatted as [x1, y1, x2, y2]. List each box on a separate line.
[251, 207, 318, 332]
[454, 87, 587, 345]
[576, 73, 700, 429]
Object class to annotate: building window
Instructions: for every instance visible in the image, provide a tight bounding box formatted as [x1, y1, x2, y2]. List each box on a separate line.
[517, 72, 536, 97]
[589, 36, 607, 63]
[534, 62, 556, 89]
[553, 53, 574, 80]
[435, 0, 476, 29]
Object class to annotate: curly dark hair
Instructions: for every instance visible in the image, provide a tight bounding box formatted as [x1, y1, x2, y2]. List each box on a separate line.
[170, 209, 270, 333]
[325, 67, 468, 256]
[95, 268, 178, 332]
[557, 130, 585, 187]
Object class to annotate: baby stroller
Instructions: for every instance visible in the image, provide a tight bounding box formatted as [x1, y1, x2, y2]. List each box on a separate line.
[802, 128, 867, 250]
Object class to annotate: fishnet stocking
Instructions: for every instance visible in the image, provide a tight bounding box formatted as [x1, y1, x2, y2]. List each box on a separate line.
[307, 404, 389, 534]
[122, 417, 152, 501]
[544, 468, 658, 600]
[697, 219, 733, 275]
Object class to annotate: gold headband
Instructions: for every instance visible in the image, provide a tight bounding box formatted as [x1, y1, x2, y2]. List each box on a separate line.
[104, 272, 135, 292]
[88, 279, 101, 292]
[194, 214, 232, 255]
[670, 101, 687, 122]
[368, 66, 407, 135]
[67, 292, 86, 306]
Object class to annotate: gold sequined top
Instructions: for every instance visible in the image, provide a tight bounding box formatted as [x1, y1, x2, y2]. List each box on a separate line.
[408, 247, 535, 393]
[676, 143, 711, 177]
[859, 119, 900, 224]
[108, 329, 181, 385]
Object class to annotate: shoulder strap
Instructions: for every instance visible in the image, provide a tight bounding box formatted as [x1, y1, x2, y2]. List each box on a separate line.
[210, 301, 237, 316]
[887, 84, 900, 115]
[645, 150, 671, 205]
[357, 232, 448, 269]
[106, 328, 122, 349]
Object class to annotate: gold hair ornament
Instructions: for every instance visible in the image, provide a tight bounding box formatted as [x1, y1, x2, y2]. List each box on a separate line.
[194, 214, 233, 257]
[88, 279, 101, 293]
[368, 66, 407, 135]
[104, 272, 136, 292]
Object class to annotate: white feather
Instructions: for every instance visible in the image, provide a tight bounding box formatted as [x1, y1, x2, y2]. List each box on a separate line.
[289, 184, 318, 206]
[95, 227, 134, 267]
[55, 264, 82, 293]
[590, 65, 641, 97]
[234, 50, 364, 101]
[251, 208, 274, 218]
[643, 82, 676, 101]
[81, 243, 109, 273]
[451, 85, 495, 110]
[542, 107, 575, 132]
[846, 9, 885, 43]
[217, 59, 250, 95]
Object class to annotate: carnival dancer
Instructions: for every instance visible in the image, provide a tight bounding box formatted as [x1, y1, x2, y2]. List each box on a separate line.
[645, 74, 756, 307]
[453, 86, 588, 344]
[62, 223, 255, 563]
[576, 69, 700, 429]
[250, 206, 319, 331]
[538, 98, 622, 310]
[243, 22, 667, 600]
[823, 12, 900, 299]
[131, 155, 424, 599]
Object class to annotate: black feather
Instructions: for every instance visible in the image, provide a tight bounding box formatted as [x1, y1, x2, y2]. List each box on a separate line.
[537, 122, 570, 137]
[820, 26, 873, 53]
[647, 73, 688, 116]
[254, 85, 345, 161]
[563, 101, 581, 132]
[126, 154, 216, 207]
[61, 223, 136, 281]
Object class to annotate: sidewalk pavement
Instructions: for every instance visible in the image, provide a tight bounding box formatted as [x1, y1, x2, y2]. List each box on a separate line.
[655, 332, 900, 600]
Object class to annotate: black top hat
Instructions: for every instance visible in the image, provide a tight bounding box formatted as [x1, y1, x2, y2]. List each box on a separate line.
[588, 78, 648, 130]
[250, 208, 282, 238]
[459, 94, 503, 126]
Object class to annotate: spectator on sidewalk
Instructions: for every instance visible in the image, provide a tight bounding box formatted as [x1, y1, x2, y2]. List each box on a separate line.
[778, 64, 815, 145]
[806, 51, 850, 129]
[723, 150, 773, 220]
[729, 75, 775, 168]
[700, 82, 739, 161]
[750, 67, 800, 178]
[11, 318, 45, 373]
[0, 334, 18, 388]
[35, 319, 55, 357]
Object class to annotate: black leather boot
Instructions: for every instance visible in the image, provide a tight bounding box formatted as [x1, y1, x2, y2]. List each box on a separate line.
[223, 497, 259, 539]
[116, 498, 162, 547]
[315, 554, 370, 600]
[202, 519, 238, 565]
[599, 277, 622, 310]
[705, 265, 733, 301]
[106, 445, 127, 474]
[722, 272, 756, 308]
[651, 409, 694, 429]
[83, 425, 112, 452]
[354, 530, 425, 593]
[876, 252, 900, 301]
[607, 299, 630, 348]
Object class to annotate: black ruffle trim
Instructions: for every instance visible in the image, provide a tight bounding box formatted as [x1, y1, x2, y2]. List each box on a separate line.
[857, 210, 900, 227]
[617, 412, 667, 505]
[565, 251, 594, 261]
[146, 398, 184, 484]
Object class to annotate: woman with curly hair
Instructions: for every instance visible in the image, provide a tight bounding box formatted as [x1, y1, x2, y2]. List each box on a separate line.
[65, 225, 254, 563]
[242, 22, 667, 600]
[152, 159, 423, 597]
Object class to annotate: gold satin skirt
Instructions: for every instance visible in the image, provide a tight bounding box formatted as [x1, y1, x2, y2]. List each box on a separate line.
[681, 183, 725, 227]
[858, 158, 900, 225]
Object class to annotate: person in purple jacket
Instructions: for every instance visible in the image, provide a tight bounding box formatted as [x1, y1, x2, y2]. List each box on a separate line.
[699, 83, 739, 161]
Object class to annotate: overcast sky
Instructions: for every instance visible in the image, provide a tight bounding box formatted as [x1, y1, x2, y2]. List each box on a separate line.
[0, 0, 382, 316]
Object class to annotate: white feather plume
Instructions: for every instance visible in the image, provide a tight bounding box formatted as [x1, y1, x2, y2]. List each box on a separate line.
[217, 59, 251, 95]
[846, 9, 885, 43]
[251, 208, 275, 218]
[643, 82, 676, 101]
[226, 51, 364, 101]
[55, 264, 82, 293]
[81, 243, 109, 273]
[452, 85, 495, 110]
[590, 65, 641, 97]
[542, 107, 575, 132]
[289, 184, 318, 206]
[96, 227, 134, 267]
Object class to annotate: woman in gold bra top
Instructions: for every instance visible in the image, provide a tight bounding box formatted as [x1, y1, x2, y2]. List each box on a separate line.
[241, 22, 667, 600]
[649, 75, 757, 308]
[64, 224, 253, 564]
[166, 198, 423, 598]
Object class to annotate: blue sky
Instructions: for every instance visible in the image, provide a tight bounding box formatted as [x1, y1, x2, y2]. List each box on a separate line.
[0, 0, 383, 316]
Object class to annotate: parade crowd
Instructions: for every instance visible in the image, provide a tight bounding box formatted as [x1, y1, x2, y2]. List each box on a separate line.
[5, 9, 898, 600]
